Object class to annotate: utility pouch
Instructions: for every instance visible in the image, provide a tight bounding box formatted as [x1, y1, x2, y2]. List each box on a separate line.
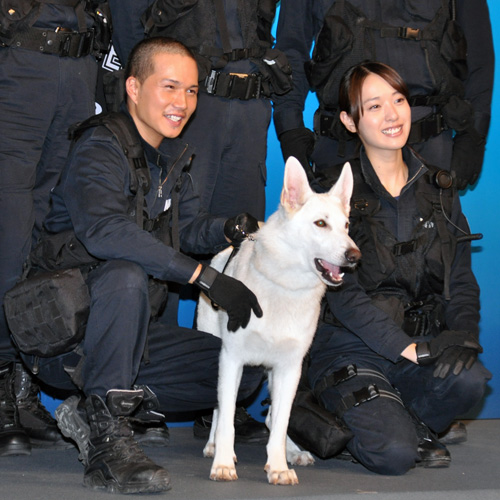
[4, 267, 90, 357]
[89, 2, 111, 59]
[288, 387, 353, 459]
[403, 298, 444, 338]
[30, 229, 101, 272]
[260, 48, 293, 96]
[0, 0, 38, 35]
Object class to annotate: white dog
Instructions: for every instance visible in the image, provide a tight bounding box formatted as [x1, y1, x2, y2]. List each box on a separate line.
[197, 157, 360, 485]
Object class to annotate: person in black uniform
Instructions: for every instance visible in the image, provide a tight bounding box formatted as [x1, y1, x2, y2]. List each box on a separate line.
[273, 0, 494, 192]
[306, 61, 491, 475]
[18, 37, 265, 494]
[0, 0, 110, 456]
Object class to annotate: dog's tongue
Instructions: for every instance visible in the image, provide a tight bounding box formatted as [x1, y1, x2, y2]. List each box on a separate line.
[314, 258, 344, 284]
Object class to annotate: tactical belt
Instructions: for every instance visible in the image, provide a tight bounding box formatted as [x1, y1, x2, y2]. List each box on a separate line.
[8, 26, 94, 57]
[203, 70, 267, 100]
[315, 109, 448, 144]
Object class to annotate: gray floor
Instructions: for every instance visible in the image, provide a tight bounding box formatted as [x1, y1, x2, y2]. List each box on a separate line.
[2, 419, 499, 500]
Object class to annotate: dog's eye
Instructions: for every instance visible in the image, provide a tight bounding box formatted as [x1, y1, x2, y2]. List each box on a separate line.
[314, 219, 327, 228]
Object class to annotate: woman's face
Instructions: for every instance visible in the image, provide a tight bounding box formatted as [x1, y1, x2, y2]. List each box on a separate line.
[345, 73, 411, 156]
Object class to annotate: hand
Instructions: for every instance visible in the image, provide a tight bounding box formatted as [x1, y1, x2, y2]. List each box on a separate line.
[278, 127, 316, 179]
[432, 345, 479, 379]
[195, 266, 263, 332]
[451, 129, 486, 190]
[224, 213, 260, 246]
[416, 330, 482, 366]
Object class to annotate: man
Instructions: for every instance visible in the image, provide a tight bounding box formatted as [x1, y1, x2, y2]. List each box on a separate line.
[108, 0, 292, 221]
[20, 37, 264, 494]
[0, 0, 110, 456]
[273, 0, 494, 191]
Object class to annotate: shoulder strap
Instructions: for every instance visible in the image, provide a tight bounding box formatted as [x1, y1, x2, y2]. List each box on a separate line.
[69, 112, 151, 228]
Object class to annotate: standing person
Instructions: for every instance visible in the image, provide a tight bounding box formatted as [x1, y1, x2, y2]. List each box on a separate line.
[273, 0, 494, 191]
[305, 61, 491, 475]
[19, 37, 265, 494]
[0, 0, 110, 456]
[108, 0, 292, 220]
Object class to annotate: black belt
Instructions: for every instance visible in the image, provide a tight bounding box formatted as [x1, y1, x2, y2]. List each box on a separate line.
[8, 27, 95, 57]
[203, 70, 267, 100]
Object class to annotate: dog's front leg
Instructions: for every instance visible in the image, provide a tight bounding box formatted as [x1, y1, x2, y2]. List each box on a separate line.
[210, 349, 243, 481]
[265, 368, 300, 485]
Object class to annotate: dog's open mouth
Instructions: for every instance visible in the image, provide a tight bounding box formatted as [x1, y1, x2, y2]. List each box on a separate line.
[314, 258, 345, 286]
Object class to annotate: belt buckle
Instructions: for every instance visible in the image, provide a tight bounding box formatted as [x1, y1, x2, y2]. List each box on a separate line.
[205, 70, 219, 94]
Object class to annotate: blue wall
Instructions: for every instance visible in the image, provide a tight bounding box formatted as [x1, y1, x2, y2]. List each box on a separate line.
[43, 2, 499, 420]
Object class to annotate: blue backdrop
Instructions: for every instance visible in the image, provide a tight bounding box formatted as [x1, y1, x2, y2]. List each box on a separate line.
[42, 1, 499, 420]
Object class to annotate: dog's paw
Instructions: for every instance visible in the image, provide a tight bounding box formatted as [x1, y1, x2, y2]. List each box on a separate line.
[209, 464, 238, 481]
[265, 465, 299, 485]
[288, 449, 315, 466]
[203, 442, 215, 458]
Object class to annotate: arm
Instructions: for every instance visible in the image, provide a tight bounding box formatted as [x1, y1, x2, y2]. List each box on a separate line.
[326, 272, 415, 363]
[62, 135, 201, 284]
[272, 0, 325, 171]
[443, 194, 481, 335]
[452, 0, 494, 188]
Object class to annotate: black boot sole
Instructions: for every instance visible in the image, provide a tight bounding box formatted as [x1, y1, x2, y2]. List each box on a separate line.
[83, 469, 172, 494]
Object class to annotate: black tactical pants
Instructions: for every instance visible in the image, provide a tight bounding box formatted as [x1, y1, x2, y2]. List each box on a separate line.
[308, 322, 491, 475]
[22, 260, 264, 413]
[0, 47, 97, 362]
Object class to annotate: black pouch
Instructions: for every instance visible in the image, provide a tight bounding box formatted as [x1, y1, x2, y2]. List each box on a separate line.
[260, 48, 293, 96]
[0, 0, 38, 35]
[4, 267, 90, 357]
[287, 388, 353, 459]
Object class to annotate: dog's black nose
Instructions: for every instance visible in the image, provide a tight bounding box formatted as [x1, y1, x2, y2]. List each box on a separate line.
[345, 248, 361, 263]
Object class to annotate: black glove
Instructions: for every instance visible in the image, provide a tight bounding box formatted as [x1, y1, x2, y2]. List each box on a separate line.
[451, 128, 486, 190]
[278, 127, 316, 179]
[224, 213, 260, 247]
[432, 345, 479, 379]
[416, 330, 482, 366]
[195, 265, 263, 332]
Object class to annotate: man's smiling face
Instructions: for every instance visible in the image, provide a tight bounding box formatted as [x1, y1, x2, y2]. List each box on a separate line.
[126, 52, 199, 148]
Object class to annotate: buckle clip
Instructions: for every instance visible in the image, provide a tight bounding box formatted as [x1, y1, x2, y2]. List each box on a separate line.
[205, 70, 219, 94]
[353, 384, 380, 406]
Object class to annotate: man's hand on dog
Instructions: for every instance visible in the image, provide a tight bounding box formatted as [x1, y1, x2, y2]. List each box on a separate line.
[194, 265, 263, 331]
[224, 212, 260, 246]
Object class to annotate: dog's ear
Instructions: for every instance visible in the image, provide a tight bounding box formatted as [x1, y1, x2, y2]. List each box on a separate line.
[330, 162, 354, 213]
[281, 156, 312, 212]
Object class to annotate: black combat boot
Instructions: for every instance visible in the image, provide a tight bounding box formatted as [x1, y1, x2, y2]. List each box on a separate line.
[193, 406, 269, 444]
[15, 363, 71, 449]
[83, 389, 171, 494]
[130, 384, 169, 448]
[0, 361, 31, 456]
[414, 416, 451, 468]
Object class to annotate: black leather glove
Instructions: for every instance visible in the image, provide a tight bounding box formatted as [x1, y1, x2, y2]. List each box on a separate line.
[432, 345, 479, 379]
[278, 127, 316, 179]
[195, 265, 263, 332]
[224, 212, 260, 247]
[416, 330, 482, 366]
[451, 128, 486, 190]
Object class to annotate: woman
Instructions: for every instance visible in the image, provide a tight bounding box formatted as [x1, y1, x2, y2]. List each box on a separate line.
[308, 62, 491, 475]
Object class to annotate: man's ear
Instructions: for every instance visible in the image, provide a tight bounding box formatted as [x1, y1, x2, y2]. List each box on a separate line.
[125, 76, 140, 105]
[340, 111, 357, 134]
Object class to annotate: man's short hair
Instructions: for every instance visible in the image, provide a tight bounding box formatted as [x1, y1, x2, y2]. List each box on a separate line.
[125, 37, 197, 83]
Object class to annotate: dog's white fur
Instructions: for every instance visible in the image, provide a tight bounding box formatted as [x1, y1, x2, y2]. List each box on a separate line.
[197, 157, 360, 485]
